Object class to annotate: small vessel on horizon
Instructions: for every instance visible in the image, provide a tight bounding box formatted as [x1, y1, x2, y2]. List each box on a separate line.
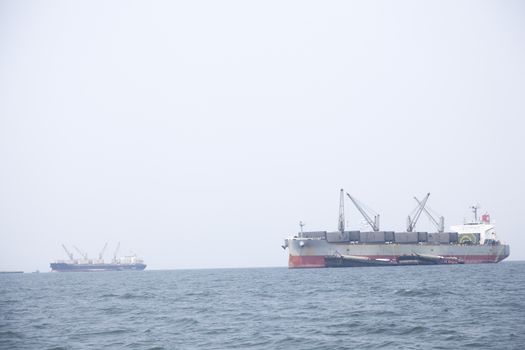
[0, 271, 24, 274]
[50, 242, 146, 272]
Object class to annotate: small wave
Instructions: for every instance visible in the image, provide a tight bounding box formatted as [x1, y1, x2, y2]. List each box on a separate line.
[174, 317, 200, 327]
[0, 330, 23, 339]
[399, 325, 426, 335]
[78, 329, 130, 337]
[184, 290, 212, 297]
[444, 334, 464, 341]
[119, 292, 152, 300]
[376, 340, 395, 348]
[108, 329, 130, 335]
[101, 291, 155, 299]
[366, 327, 391, 335]
[101, 293, 119, 298]
[329, 320, 363, 329]
[393, 288, 438, 297]
[33, 323, 51, 329]
[100, 306, 127, 315]
[373, 310, 400, 317]
[499, 301, 523, 309]
[464, 342, 486, 348]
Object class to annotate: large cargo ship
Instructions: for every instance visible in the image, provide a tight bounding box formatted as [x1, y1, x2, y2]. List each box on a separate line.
[50, 243, 146, 272]
[283, 190, 510, 268]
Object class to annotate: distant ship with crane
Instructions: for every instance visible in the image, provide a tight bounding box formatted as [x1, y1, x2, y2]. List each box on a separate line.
[50, 242, 146, 272]
[283, 190, 510, 268]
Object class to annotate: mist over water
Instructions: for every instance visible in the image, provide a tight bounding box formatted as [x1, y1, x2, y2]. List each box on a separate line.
[1, 262, 524, 349]
[1, 1, 525, 272]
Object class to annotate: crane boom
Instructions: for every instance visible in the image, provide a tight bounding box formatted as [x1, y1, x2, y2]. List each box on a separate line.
[346, 193, 380, 231]
[73, 246, 88, 260]
[414, 197, 445, 232]
[113, 242, 120, 263]
[407, 193, 430, 232]
[98, 242, 108, 260]
[61, 244, 74, 260]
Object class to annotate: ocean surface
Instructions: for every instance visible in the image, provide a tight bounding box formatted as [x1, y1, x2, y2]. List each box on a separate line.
[1, 262, 524, 350]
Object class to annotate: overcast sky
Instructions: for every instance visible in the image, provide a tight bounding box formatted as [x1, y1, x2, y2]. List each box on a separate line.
[1, 0, 524, 272]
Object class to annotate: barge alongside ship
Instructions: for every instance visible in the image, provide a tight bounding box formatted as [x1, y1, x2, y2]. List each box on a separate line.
[283, 190, 510, 268]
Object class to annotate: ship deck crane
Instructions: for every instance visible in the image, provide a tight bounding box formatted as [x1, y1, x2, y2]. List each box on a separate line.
[73, 246, 88, 260]
[61, 244, 74, 261]
[98, 242, 108, 260]
[414, 197, 444, 232]
[407, 193, 430, 232]
[113, 242, 120, 263]
[346, 193, 380, 231]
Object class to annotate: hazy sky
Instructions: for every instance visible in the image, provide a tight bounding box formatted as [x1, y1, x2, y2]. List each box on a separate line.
[1, 0, 524, 272]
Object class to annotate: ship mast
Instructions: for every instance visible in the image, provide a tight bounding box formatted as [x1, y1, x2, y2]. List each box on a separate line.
[470, 205, 480, 223]
[338, 189, 345, 232]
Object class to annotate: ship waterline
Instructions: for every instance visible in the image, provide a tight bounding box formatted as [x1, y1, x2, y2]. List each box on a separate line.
[286, 239, 510, 268]
[50, 262, 146, 272]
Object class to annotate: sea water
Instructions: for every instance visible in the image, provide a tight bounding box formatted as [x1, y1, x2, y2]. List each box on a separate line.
[1, 262, 524, 349]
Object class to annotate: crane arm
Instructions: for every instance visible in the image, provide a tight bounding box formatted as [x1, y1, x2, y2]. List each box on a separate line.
[415, 197, 439, 227]
[73, 246, 88, 260]
[346, 193, 379, 231]
[113, 242, 120, 262]
[407, 193, 430, 232]
[98, 242, 108, 260]
[61, 244, 74, 260]
[414, 197, 445, 232]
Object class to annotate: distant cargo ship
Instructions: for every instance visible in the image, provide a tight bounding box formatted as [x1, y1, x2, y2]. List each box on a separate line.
[50, 242, 146, 272]
[283, 190, 510, 268]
